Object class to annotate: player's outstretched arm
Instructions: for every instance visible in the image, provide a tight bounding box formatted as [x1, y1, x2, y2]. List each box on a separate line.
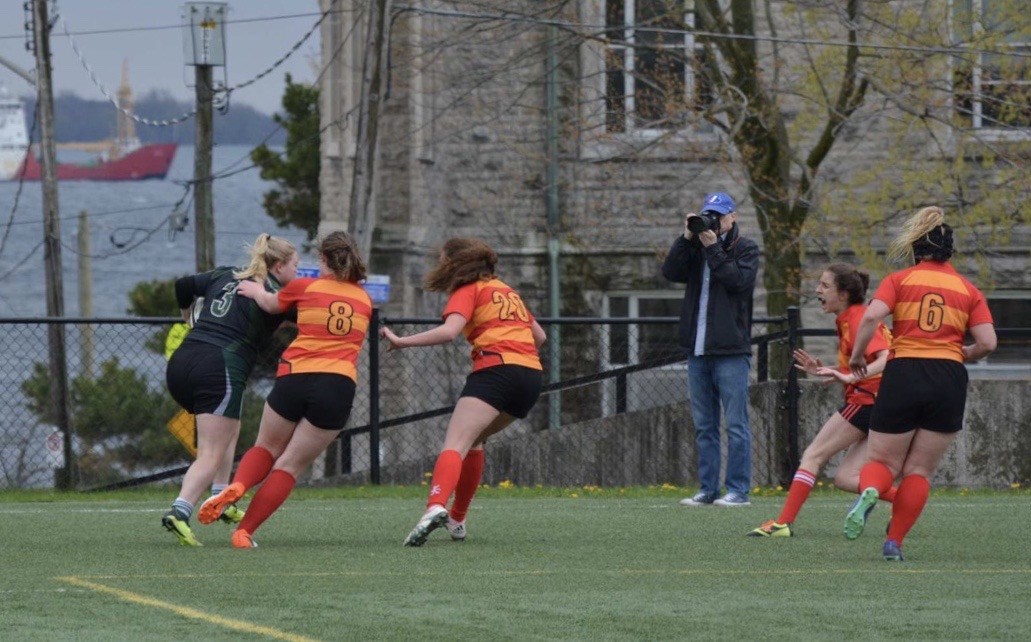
[381, 313, 466, 351]
[236, 279, 283, 314]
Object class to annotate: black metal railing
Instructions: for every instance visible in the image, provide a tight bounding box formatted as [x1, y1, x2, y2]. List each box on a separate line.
[1, 313, 1025, 491]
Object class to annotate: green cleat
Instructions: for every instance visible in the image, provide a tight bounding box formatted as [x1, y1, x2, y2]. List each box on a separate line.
[162, 511, 202, 547]
[747, 520, 793, 537]
[218, 504, 245, 525]
[844, 487, 879, 540]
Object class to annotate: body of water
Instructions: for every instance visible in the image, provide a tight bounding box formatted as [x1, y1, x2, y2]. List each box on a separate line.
[0, 145, 312, 317]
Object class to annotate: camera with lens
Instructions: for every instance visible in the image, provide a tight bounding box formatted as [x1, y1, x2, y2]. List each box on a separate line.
[687, 212, 721, 235]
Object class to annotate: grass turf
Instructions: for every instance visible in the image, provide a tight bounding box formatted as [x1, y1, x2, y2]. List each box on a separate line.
[0, 489, 1028, 640]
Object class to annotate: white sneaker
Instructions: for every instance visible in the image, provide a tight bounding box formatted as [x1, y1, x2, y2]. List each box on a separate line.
[713, 492, 751, 507]
[403, 504, 449, 547]
[445, 518, 466, 541]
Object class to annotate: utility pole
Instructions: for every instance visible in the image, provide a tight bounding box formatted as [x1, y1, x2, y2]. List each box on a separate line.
[78, 211, 94, 379]
[347, 0, 393, 255]
[31, 0, 74, 489]
[182, 2, 227, 272]
[194, 63, 214, 271]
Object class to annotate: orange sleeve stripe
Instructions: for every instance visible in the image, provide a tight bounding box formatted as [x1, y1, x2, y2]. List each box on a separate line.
[899, 270, 973, 295]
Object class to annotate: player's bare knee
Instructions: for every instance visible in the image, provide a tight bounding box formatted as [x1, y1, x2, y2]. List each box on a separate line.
[834, 469, 858, 493]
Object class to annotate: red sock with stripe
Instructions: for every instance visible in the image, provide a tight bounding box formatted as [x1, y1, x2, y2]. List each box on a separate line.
[237, 469, 295, 535]
[887, 474, 930, 544]
[449, 449, 485, 523]
[858, 460, 894, 496]
[232, 446, 275, 490]
[777, 468, 816, 524]
[426, 449, 463, 509]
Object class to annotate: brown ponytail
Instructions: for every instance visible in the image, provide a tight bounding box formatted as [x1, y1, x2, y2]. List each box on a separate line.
[825, 263, 870, 305]
[319, 231, 367, 282]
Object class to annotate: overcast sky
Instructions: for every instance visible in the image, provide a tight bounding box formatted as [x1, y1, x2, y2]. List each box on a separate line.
[0, 0, 321, 115]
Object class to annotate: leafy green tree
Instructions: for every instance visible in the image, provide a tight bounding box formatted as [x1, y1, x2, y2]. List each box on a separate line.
[251, 74, 320, 242]
[126, 276, 183, 354]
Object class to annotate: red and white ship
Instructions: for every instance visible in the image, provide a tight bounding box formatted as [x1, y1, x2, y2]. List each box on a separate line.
[1, 62, 177, 182]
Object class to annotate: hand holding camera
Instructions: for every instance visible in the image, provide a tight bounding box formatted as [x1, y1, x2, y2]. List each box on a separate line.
[685, 212, 721, 246]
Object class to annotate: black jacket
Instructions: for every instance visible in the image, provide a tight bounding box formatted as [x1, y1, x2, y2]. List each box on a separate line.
[661, 223, 759, 356]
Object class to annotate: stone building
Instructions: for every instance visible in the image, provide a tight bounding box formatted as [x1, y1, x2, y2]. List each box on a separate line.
[314, 1, 1029, 481]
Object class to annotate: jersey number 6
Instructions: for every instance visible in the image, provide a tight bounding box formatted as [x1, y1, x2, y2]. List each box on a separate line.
[917, 292, 946, 332]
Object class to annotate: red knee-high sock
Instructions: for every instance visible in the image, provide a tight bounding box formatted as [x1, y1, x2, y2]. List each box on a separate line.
[858, 461, 894, 496]
[881, 485, 898, 503]
[232, 446, 275, 490]
[777, 468, 816, 524]
[427, 449, 463, 509]
[237, 469, 295, 535]
[449, 449, 485, 523]
[887, 474, 930, 544]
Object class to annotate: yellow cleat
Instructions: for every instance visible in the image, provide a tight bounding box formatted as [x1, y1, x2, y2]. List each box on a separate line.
[162, 511, 202, 547]
[747, 520, 793, 537]
[218, 504, 245, 525]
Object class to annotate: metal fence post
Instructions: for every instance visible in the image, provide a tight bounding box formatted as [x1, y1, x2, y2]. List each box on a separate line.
[615, 372, 627, 414]
[786, 306, 801, 474]
[369, 308, 381, 484]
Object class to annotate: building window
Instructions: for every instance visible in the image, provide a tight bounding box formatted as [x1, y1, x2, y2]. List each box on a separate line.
[953, 0, 1031, 132]
[602, 292, 684, 413]
[604, 292, 683, 365]
[603, 0, 713, 134]
[984, 295, 1030, 363]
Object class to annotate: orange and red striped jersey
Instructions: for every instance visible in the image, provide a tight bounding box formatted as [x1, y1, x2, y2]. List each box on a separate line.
[872, 261, 993, 363]
[443, 278, 542, 372]
[275, 277, 372, 381]
[836, 303, 892, 405]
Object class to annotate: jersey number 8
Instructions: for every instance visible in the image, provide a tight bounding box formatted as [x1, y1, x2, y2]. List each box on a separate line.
[327, 301, 354, 336]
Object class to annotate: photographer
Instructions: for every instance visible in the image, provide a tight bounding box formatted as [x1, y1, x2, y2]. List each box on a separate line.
[661, 192, 759, 507]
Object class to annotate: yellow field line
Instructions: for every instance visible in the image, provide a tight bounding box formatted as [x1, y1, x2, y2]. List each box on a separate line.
[57, 576, 321, 642]
[69, 567, 1031, 581]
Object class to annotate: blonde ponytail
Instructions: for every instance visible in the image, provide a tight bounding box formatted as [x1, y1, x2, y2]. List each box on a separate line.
[887, 206, 945, 265]
[234, 233, 296, 281]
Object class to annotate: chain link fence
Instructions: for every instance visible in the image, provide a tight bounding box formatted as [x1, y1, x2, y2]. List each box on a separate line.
[1, 314, 802, 491]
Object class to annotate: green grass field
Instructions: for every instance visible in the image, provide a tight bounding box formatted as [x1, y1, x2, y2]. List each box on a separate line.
[1, 487, 1028, 641]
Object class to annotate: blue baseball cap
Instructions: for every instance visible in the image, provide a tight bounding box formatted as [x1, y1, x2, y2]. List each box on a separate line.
[699, 192, 736, 215]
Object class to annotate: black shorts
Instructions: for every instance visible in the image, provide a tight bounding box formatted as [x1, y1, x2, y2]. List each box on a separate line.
[266, 373, 356, 431]
[870, 358, 968, 434]
[838, 403, 873, 433]
[460, 365, 543, 419]
[166, 340, 249, 419]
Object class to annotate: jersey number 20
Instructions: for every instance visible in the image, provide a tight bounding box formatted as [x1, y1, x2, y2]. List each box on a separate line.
[492, 291, 530, 322]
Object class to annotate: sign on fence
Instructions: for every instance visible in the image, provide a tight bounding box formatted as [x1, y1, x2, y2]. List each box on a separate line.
[363, 274, 391, 305]
[294, 268, 391, 305]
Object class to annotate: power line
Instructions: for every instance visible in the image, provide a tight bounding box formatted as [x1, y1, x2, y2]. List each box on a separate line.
[55, 0, 339, 127]
[0, 9, 359, 41]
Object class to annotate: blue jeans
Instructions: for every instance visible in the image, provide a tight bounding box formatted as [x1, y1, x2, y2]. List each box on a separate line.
[687, 354, 751, 496]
